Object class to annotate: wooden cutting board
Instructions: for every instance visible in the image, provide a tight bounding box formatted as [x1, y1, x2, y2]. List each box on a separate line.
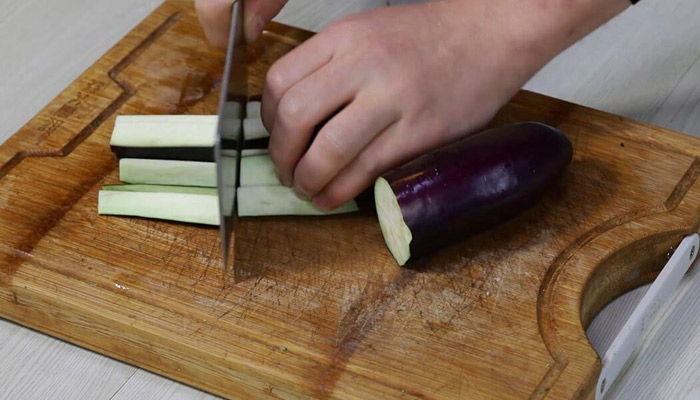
[1, 1, 699, 399]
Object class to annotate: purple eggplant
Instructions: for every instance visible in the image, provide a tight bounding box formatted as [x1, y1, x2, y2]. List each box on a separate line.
[374, 122, 572, 266]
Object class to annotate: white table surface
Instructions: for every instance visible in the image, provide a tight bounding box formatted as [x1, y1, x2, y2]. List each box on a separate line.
[1, 0, 699, 398]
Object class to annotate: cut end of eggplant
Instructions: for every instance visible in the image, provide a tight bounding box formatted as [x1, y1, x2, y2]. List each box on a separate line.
[243, 118, 269, 141]
[240, 155, 279, 187]
[374, 177, 412, 266]
[110, 115, 217, 147]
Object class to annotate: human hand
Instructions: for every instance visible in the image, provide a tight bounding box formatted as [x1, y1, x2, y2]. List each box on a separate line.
[196, 0, 629, 211]
[195, 0, 287, 47]
[262, 0, 628, 211]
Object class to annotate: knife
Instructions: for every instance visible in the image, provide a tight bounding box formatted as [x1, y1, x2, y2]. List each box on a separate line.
[215, 0, 248, 273]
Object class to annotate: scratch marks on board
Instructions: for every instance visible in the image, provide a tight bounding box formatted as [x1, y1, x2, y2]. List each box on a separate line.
[318, 268, 418, 396]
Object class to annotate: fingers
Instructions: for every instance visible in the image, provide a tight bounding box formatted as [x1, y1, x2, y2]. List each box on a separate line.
[311, 123, 422, 211]
[261, 35, 334, 133]
[292, 95, 397, 200]
[195, 0, 235, 50]
[310, 132, 395, 212]
[267, 58, 359, 187]
[244, 0, 288, 42]
[196, 0, 288, 48]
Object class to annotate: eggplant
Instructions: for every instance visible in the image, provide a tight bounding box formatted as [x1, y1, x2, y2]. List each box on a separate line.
[119, 159, 217, 187]
[109, 115, 240, 161]
[98, 183, 358, 224]
[118, 157, 238, 188]
[243, 118, 269, 141]
[242, 138, 270, 151]
[110, 115, 217, 161]
[110, 146, 214, 162]
[98, 185, 219, 225]
[241, 149, 269, 157]
[101, 112, 362, 225]
[101, 184, 217, 195]
[238, 186, 358, 217]
[240, 155, 279, 186]
[246, 101, 261, 118]
[374, 122, 573, 266]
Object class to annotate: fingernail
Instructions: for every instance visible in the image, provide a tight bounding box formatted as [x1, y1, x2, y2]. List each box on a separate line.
[274, 166, 283, 184]
[281, 175, 292, 188]
[293, 186, 310, 201]
[274, 167, 291, 187]
[245, 15, 265, 42]
[312, 196, 331, 212]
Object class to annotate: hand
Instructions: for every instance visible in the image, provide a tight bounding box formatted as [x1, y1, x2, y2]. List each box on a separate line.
[195, 0, 288, 47]
[262, 0, 629, 211]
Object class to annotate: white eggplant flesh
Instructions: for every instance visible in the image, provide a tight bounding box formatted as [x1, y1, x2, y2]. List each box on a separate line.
[119, 159, 216, 187]
[246, 101, 261, 118]
[237, 186, 358, 217]
[110, 115, 217, 147]
[241, 149, 268, 157]
[102, 184, 217, 195]
[98, 190, 219, 225]
[240, 155, 279, 186]
[243, 118, 269, 141]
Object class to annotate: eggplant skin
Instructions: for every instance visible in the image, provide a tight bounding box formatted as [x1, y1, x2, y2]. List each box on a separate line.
[110, 139, 242, 162]
[110, 146, 215, 162]
[242, 137, 270, 150]
[382, 122, 573, 263]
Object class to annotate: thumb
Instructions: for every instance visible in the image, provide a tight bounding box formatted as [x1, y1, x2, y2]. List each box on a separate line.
[244, 0, 288, 42]
[195, 0, 235, 50]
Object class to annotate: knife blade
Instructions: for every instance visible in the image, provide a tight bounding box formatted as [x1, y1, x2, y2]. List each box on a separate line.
[215, 0, 247, 273]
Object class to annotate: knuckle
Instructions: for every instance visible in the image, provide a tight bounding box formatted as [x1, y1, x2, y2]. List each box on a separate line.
[366, 40, 393, 59]
[390, 79, 413, 100]
[377, 74, 408, 101]
[418, 109, 450, 141]
[325, 18, 350, 35]
[264, 66, 289, 99]
[276, 96, 303, 130]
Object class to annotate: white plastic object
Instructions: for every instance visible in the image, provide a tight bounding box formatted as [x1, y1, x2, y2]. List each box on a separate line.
[596, 233, 699, 399]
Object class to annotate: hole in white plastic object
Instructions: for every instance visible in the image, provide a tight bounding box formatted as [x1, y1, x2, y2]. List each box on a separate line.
[594, 234, 699, 400]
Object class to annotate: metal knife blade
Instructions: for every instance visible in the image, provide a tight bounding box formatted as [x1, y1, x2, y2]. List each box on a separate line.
[215, 0, 247, 272]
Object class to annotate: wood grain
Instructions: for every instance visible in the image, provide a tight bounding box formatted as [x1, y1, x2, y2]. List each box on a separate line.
[1, 1, 700, 399]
